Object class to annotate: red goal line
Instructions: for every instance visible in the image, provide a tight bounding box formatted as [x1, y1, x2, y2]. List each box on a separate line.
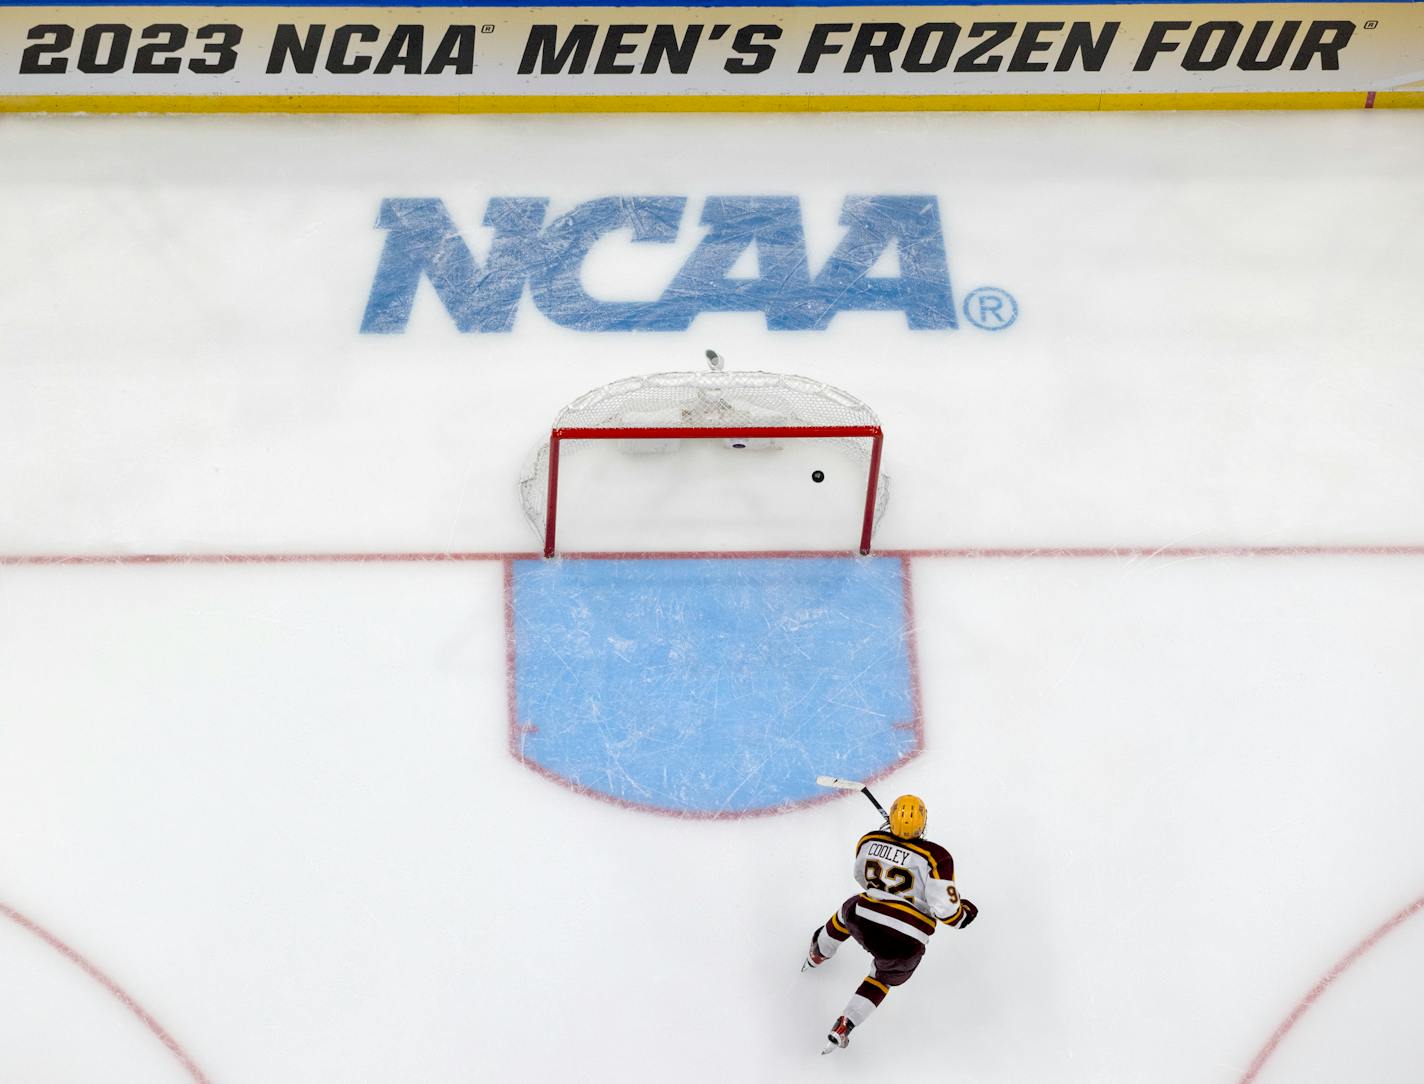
[2, 544, 1423, 568]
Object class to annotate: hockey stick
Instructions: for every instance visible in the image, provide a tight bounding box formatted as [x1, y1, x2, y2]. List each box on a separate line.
[815, 775, 890, 821]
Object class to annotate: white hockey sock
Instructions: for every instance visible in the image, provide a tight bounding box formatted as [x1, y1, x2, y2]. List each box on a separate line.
[815, 927, 842, 959]
[842, 993, 878, 1027]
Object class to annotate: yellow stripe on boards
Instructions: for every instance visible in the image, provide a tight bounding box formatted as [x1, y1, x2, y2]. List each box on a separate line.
[1373, 92, 1424, 109]
[1, 91, 1418, 115]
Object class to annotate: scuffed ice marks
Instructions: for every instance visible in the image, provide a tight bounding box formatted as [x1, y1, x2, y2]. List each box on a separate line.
[510, 556, 919, 815]
[779, 606, 831, 635]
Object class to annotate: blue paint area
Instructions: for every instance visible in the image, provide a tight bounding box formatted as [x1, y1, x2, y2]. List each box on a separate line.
[511, 557, 917, 815]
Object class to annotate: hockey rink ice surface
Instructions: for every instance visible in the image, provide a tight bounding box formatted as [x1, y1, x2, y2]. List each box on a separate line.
[2, 110, 1424, 1082]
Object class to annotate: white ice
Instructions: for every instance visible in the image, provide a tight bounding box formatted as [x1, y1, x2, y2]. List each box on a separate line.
[1, 110, 1423, 1083]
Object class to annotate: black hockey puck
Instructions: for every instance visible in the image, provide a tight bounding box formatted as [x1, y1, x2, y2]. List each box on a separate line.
[811, 470, 825, 483]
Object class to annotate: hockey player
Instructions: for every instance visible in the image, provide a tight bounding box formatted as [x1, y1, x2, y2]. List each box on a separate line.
[803, 793, 977, 1051]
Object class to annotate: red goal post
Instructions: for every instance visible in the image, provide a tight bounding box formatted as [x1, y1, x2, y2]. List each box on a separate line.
[518, 366, 891, 557]
[543, 424, 885, 558]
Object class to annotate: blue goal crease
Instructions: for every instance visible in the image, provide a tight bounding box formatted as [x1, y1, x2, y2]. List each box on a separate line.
[510, 556, 919, 816]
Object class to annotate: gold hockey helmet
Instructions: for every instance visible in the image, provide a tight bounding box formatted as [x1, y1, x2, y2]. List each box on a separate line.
[888, 794, 928, 839]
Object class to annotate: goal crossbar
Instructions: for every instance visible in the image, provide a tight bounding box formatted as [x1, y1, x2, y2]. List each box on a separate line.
[544, 424, 884, 558]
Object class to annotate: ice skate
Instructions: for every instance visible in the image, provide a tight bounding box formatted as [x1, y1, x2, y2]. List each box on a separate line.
[802, 927, 829, 971]
[821, 1016, 854, 1053]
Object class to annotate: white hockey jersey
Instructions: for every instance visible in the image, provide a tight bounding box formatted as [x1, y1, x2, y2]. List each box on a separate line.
[851, 829, 967, 942]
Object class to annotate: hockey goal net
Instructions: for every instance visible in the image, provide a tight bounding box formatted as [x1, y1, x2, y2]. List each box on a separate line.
[518, 363, 890, 556]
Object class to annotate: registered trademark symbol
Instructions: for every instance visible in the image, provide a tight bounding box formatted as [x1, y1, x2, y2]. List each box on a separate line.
[963, 286, 1018, 331]
[481, 24, 495, 33]
[1364, 19, 1379, 28]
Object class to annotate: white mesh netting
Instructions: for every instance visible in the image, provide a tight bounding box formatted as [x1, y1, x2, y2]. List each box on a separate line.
[518, 369, 891, 546]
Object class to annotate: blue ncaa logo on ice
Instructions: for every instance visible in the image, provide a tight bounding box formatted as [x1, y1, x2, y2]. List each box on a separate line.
[962, 286, 1018, 331]
[360, 195, 1014, 334]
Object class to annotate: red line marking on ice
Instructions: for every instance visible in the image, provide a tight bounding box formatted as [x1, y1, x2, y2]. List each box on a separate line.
[507, 750, 916, 822]
[898, 554, 927, 755]
[0, 900, 211, 1084]
[0, 551, 524, 567]
[893, 544, 1424, 560]
[3, 544, 1424, 567]
[1239, 894, 1424, 1084]
[501, 555, 522, 761]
